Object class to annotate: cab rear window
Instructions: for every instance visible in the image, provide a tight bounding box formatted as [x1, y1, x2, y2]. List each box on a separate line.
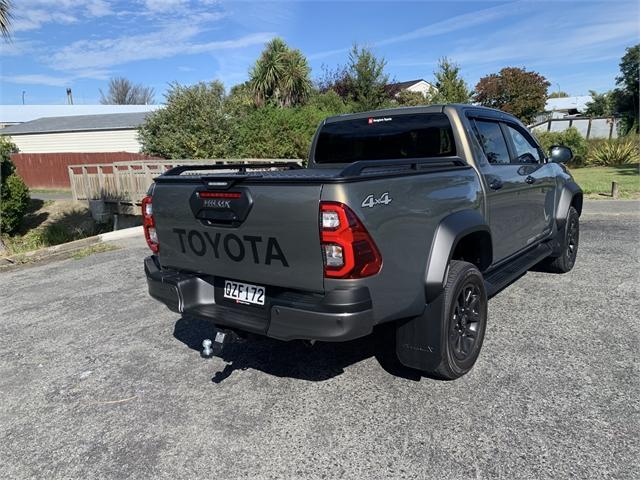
[314, 113, 456, 164]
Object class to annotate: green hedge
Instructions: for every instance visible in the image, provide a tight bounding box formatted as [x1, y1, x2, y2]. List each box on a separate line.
[1, 137, 30, 235]
[139, 83, 351, 161]
[534, 127, 589, 165]
[536, 127, 640, 166]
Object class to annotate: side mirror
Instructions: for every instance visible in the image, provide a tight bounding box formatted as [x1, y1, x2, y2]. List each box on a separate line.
[549, 145, 573, 164]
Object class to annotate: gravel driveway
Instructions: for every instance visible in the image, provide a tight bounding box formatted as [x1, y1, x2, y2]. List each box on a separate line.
[1, 200, 638, 479]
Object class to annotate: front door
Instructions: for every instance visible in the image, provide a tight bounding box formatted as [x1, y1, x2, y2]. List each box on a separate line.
[472, 119, 533, 262]
[502, 123, 556, 245]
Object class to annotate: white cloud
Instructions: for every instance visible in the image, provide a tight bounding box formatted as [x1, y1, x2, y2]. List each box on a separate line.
[13, 1, 115, 31]
[308, 1, 526, 60]
[375, 1, 526, 48]
[47, 16, 271, 72]
[2, 68, 113, 88]
[1, 74, 73, 87]
[143, 0, 189, 13]
[85, 0, 113, 17]
[13, 10, 78, 32]
[0, 40, 38, 57]
[4, 1, 272, 91]
[446, 9, 639, 69]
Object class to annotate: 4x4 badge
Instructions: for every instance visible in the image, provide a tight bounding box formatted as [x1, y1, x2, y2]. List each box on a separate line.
[362, 192, 392, 208]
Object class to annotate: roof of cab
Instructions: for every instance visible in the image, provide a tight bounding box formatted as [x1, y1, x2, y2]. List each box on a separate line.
[323, 104, 520, 124]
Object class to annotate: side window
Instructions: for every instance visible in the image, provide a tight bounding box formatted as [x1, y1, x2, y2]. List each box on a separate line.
[473, 120, 510, 165]
[506, 125, 542, 163]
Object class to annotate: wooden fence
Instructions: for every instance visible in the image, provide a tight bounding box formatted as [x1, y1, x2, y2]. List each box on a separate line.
[68, 159, 299, 214]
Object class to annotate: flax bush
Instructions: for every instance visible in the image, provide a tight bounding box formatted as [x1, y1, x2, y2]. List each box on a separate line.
[586, 138, 640, 166]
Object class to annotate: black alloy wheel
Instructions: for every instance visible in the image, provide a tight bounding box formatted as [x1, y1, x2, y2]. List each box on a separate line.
[449, 282, 483, 362]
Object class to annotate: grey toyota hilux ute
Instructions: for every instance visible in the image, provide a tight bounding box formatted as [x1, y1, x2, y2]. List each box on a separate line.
[144, 104, 582, 379]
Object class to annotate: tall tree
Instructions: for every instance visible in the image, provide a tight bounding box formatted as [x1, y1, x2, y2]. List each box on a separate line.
[430, 57, 471, 104]
[100, 77, 155, 105]
[548, 91, 569, 99]
[585, 90, 615, 117]
[474, 67, 550, 123]
[395, 90, 427, 106]
[249, 38, 312, 108]
[0, 0, 11, 39]
[345, 44, 389, 111]
[612, 44, 639, 134]
[316, 64, 351, 98]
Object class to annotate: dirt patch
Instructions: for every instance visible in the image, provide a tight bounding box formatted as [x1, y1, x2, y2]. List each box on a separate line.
[2, 200, 111, 257]
[19, 199, 96, 233]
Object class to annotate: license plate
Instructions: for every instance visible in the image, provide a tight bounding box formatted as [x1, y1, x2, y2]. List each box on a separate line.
[223, 280, 265, 306]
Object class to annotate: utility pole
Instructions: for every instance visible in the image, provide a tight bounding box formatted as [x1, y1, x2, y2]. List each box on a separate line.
[66, 88, 74, 105]
[21, 90, 25, 104]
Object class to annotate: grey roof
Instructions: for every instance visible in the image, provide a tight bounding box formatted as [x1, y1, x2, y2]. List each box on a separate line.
[0, 104, 161, 124]
[0, 111, 153, 135]
[386, 79, 431, 90]
[545, 96, 592, 113]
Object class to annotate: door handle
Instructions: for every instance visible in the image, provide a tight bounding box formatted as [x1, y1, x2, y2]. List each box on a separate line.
[525, 175, 536, 184]
[489, 179, 503, 190]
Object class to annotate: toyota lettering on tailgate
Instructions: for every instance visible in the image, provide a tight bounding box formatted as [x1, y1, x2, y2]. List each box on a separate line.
[172, 228, 289, 267]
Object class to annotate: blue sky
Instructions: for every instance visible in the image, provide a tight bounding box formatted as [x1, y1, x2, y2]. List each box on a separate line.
[0, 0, 638, 105]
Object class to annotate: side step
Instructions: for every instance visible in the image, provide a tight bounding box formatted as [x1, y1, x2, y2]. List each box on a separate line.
[484, 242, 552, 297]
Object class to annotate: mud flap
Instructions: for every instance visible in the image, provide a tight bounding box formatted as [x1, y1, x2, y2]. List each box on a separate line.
[395, 292, 445, 372]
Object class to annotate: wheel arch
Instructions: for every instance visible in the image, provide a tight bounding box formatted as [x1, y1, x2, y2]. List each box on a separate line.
[424, 209, 492, 303]
[556, 181, 583, 227]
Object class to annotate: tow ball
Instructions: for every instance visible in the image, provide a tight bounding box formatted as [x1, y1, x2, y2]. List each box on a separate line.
[201, 330, 229, 358]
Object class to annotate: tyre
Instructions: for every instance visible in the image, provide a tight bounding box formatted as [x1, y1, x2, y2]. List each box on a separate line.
[541, 206, 579, 274]
[429, 260, 488, 380]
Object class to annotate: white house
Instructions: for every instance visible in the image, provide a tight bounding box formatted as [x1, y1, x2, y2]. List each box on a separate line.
[0, 112, 152, 153]
[386, 79, 436, 97]
[544, 96, 592, 118]
[0, 104, 161, 128]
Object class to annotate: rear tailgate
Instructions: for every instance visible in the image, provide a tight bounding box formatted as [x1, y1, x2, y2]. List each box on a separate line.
[152, 181, 325, 292]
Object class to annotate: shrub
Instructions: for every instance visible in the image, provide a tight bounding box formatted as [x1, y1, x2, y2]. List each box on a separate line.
[1, 137, 30, 235]
[307, 90, 351, 114]
[535, 127, 588, 164]
[234, 105, 332, 160]
[1, 136, 17, 179]
[586, 138, 640, 166]
[1, 173, 30, 235]
[139, 81, 234, 159]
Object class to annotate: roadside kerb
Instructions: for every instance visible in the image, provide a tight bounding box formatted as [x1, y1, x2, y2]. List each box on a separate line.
[0, 226, 143, 270]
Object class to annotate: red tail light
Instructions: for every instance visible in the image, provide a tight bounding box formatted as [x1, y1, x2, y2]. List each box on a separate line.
[197, 191, 242, 199]
[141, 195, 159, 253]
[319, 202, 382, 278]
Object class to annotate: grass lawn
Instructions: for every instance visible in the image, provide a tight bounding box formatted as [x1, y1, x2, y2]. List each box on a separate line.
[569, 164, 640, 199]
[29, 188, 73, 194]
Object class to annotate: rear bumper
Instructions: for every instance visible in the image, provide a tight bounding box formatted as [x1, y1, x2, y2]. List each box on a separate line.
[144, 256, 374, 342]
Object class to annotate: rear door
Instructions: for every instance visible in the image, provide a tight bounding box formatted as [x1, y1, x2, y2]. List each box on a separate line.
[152, 181, 325, 292]
[471, 118, 532, 262]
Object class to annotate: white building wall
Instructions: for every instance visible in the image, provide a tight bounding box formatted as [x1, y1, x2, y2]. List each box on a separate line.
[406, 81, 435, 97]
[7, 129, 142, 153]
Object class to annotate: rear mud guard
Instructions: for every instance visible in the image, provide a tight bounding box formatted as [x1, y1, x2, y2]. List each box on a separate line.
[395, 293, 445, 372]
